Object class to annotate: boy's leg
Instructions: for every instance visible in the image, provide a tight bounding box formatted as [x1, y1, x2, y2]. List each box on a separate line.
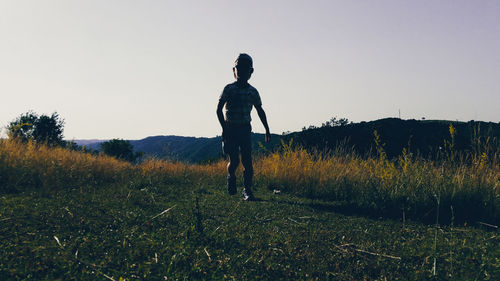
[223, 128, 239, 195]
[241, 153, 254, 200]
[227, 151, 239, 195]
[240, 125, 254, 199]
[241, 148, 253, 191]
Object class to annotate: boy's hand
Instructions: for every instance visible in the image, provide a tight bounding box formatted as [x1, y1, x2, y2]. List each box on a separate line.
[265, 131, 271, 143]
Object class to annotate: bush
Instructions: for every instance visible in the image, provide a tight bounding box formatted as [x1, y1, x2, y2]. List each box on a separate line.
[100, 139, 143, 163]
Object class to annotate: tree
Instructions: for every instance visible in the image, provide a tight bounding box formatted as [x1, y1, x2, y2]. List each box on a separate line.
[7, 111, 65, 146]
[101, 139, 142, 162]
[321, 117, 350, 128]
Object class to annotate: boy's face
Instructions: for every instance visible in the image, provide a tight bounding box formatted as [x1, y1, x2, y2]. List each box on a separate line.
[233, 64, 253, 82]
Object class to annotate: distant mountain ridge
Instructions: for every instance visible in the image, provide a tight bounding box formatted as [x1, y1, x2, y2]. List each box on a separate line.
[75, 118, 499, 163]
[75, 133, 281, 163]
[72, 139, 107, 146]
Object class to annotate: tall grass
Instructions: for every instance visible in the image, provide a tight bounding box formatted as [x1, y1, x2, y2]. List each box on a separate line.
[0, 139, 133, 191]
[1, 135, 498, 223]
[258, 136, 499, 223]
[137, 158, 226, 186]
[0, 139, 226, 192]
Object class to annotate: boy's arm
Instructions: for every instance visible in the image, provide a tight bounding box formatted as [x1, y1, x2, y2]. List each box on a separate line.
[255, 105, 271, 142]
[216, 100, 227, 140]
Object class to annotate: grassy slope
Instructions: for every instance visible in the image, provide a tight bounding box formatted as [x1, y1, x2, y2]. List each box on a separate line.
[1, 183, 498, 281]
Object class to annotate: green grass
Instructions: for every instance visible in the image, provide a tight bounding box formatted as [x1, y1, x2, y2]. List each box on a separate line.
[1, 182, 498, 280]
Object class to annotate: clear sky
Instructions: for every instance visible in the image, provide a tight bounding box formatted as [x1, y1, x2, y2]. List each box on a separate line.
[1, 0, 498, 140]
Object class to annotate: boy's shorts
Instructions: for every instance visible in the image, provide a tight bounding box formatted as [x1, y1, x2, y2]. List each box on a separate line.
[222, 123, 252, 156]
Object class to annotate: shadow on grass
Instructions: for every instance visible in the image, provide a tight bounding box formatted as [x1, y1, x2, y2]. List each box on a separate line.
[257, 193, 496, 228]
[265, 196, 382, 219]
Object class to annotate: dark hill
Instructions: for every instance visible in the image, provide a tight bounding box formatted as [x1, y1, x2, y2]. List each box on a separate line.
[285, 118, 499, 159]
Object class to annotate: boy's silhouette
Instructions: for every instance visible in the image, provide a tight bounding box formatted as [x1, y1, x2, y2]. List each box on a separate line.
[216, 53, 271, 201]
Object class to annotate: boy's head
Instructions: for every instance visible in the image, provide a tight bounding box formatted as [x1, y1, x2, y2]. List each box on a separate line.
[233, 53, 253, 82]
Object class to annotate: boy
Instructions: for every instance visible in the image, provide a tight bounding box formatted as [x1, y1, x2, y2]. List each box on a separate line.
[216, 53, 271, 201]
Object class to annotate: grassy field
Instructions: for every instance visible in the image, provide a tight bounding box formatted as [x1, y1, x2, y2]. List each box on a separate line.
[0, 139, 499, 280]
[1, 182, 499, 280]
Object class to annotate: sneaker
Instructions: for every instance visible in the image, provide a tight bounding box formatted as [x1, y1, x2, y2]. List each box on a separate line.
[242, 189, 255, 201]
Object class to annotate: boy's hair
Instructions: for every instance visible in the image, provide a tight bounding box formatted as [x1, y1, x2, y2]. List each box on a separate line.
[235, 53, 253, 67]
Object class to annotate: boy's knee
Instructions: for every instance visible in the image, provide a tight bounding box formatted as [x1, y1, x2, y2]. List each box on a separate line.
[242, 158, 252, 170]
[229, 156, 240, 169]
[243, 167, 253, 176]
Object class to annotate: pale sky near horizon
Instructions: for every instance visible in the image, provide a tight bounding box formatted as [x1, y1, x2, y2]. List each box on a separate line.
[1, 0, 499, 140]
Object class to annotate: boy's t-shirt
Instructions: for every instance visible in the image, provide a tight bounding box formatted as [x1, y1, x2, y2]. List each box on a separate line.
[219, 82, 262, 125]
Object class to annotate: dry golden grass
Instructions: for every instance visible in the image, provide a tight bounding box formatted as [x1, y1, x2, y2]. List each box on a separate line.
[257, 140, 499, 222]
[0, 139, 227, 191]
[1, 138, 498, 222]
[138, 158, 226, 185]
[0, 139, 133, 190]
